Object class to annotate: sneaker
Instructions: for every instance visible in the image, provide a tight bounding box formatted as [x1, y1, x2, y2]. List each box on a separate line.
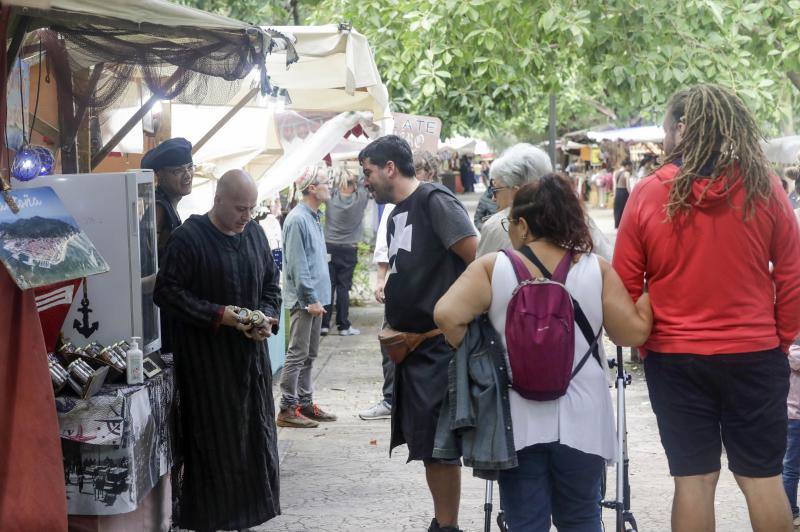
[320, 327, 329, 336]
[339, 326, 361, 336]
[359, 400, 391, 420]
[793, 514, 800, 528]
[276, 406, 319, 428]
[428, 518, 462, 532]
[299, 403, 337, 422]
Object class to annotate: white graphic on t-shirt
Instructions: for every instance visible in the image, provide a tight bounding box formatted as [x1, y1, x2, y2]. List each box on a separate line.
[388, 211, 413, 275]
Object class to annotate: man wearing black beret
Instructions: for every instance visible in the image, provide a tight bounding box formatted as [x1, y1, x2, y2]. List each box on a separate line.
[141, 137, 194, 261]
[141, 137, 194, 355]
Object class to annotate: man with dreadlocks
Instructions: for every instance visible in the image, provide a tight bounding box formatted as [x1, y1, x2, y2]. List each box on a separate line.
[614, 83, 800, 531]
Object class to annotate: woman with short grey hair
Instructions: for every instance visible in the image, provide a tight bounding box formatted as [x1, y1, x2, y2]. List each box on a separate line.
[476, 143, 612, 260]
[490, 143, 553, 192]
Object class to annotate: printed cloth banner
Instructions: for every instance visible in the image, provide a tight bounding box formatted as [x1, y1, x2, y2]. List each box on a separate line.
[58, 368, 174, 515]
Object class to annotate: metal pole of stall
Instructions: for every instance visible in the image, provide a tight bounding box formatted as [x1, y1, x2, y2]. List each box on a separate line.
[484, 479, 493, 532]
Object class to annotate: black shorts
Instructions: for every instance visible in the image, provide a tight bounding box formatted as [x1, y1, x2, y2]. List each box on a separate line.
[644, 348, 789, 478]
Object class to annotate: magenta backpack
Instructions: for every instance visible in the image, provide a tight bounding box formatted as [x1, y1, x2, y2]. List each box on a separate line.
[501, 247, 602, 401]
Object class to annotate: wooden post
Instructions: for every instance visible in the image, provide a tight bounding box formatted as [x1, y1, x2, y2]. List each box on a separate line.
[5, 14, 28, 77]
[29, 114, 60, 146]
[91, 68, 185, 168]
[72, 63, 104, 172]
[191, 86, 259, 154]
[154, 100, 172, 147]
[1, 8, 26, 212]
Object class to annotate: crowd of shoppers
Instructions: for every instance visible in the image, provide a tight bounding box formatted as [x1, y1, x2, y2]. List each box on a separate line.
[151, 82, 800, 531]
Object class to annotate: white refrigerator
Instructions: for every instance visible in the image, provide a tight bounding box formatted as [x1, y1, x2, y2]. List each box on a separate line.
[18, 171, 161, 354]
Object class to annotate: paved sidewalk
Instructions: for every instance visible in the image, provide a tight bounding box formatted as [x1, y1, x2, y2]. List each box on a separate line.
[257, 200, 753, 531]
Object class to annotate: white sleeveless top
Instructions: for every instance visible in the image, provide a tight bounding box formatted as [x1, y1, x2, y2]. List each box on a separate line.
[489, 252, 617, 462]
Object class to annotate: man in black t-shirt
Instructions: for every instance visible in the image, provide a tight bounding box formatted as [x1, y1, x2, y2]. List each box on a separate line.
[360, 135, 477, 532]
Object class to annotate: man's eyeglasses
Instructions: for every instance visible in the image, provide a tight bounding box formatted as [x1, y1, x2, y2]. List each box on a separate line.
[162, 163, 195, 177]
[489, 180, 508, 199]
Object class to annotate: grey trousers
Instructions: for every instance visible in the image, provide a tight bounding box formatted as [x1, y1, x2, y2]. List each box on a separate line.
[381, 342, 395, 406]
[279, 306, 322, 410]
[380, 320, 395, 406]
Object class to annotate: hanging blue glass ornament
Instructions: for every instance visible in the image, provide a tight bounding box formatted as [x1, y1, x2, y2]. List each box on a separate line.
[30, 146, 54, 176]
[11, 145, 42, 182]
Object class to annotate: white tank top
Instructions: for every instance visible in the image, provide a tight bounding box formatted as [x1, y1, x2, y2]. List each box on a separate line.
[489, 252, 617, 461]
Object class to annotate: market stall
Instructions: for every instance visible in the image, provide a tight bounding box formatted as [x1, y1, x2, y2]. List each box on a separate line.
[163, 23, 391, 214]
[437, 136, 493, 193]
[0, 2, 295, 530]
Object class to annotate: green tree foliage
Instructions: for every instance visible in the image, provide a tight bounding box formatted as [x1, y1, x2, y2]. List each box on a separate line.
[309, 0, 800, 138]
[178, 0, 321, 25]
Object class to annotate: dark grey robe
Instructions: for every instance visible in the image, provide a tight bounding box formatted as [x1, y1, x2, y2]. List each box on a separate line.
[154, 214, 281, 531]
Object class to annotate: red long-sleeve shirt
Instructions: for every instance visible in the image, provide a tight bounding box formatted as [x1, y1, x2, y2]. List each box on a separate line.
[613, 163, 800, 355]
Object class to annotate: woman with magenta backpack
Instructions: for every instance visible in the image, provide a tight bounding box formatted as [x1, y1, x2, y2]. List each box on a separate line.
[434, 173, 652, 531]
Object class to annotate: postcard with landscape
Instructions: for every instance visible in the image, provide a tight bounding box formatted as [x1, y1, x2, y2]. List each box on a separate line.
[0, 187, 109, 290]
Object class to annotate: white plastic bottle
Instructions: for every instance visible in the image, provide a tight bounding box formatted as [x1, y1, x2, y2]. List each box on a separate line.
[126, 337, 144, 385]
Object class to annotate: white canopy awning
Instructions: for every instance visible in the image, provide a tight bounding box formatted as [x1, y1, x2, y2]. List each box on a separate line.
[263, 24, 389, 120]
[762, 136, 800, 165]
[587, 126, 665, 143]
[170, 25, 392, 216]
[439, 136, 492, 156]
[184, 24, 391, 172]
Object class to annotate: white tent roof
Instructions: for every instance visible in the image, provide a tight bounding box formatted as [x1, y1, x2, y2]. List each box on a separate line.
[263, 25, 389, 120]
[183, 25, 391, 177]
[171, 26, 392, 214]
[440, 136, 492, 156]
[540, 140, 586, 151]
[587, 126, 665, 143]
[762, 136, 800, 165]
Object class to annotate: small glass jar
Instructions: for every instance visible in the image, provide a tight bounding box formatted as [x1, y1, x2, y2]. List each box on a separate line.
[83, 342, 104, 358]
[67, 359, 94, 385]
[99, 346, 126, 372]
[48, 353, 69, 389]
[58, 342, 80, 358]
[111, 342, 128, 360]
[235, 306, 252, 324]
[249, 311, 267, 327]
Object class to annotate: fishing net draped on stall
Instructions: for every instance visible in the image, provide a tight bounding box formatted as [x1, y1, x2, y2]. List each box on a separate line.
[24, 11, 296, 140]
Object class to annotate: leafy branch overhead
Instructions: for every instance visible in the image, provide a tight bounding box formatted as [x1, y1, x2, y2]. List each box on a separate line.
[183, 0, 800, 139]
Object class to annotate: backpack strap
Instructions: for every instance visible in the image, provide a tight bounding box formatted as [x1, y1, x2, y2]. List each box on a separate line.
[516, 245, 571, 283]
[517, 246, 602, 371]
[500, 248, 532, 282]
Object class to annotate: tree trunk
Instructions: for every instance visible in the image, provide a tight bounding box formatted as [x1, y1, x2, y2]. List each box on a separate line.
[788, 71, 800, 92]
[289, 0, 300, 25]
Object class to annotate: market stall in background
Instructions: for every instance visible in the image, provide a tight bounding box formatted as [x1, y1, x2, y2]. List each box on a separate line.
[438, 135, 493, 193]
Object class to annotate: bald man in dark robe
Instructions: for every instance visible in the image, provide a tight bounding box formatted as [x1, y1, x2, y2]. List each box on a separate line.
[154, 170, 281, 531]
